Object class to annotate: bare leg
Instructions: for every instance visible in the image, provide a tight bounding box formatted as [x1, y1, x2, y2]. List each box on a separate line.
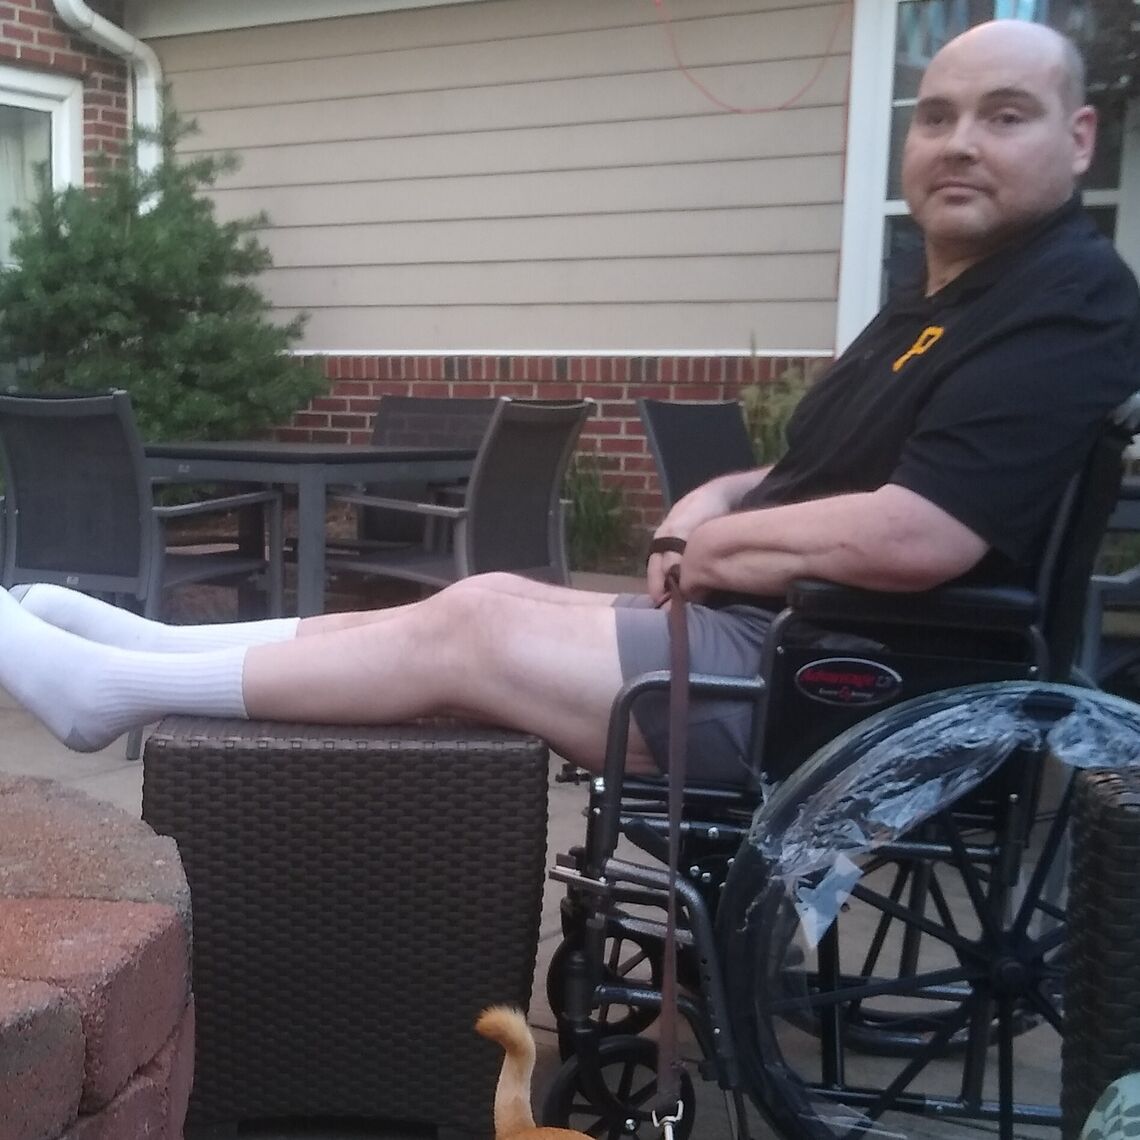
[247, 580, 657, 775]
[0, 582, 656, 772]
[298, 571, 629, 637]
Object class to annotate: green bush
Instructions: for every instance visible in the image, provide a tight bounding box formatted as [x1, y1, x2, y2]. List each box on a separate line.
[0, 108, 325, 440]
[738, 361, 824, 464]
[564, 454, 630, 571]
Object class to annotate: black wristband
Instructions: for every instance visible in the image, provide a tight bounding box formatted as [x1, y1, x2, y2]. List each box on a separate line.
[648, 535, 687, 559]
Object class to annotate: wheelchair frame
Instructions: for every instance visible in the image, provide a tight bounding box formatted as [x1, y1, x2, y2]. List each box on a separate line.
[546, 677, 1085, 1140]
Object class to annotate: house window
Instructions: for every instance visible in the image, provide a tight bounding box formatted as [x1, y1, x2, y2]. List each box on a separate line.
[0, 65, 82, 266]
[837, 0, 1136, 349]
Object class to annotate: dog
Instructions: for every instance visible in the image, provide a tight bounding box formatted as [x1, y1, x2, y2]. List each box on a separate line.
[475, 1005, 591, 1139]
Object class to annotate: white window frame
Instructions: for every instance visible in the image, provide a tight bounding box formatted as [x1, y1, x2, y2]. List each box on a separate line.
[0, 63, 83, 193]
[835, 0, 899, 353]
[835, 0, 1138, 352]
[0, 64, 83, 267]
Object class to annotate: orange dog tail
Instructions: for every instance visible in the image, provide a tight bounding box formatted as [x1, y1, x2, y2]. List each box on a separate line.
[476, 1005, 539, 1138]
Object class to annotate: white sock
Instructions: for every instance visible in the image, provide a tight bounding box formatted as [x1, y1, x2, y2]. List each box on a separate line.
[0, 588, 248, 752]
[12, 584, 299, 652]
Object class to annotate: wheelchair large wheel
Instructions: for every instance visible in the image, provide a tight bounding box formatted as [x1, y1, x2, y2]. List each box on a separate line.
[541, 1035, 696, 1139]
[719, 684, 1090, 1140]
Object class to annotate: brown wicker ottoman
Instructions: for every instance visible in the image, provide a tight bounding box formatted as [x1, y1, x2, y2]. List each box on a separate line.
[1062, 767, 1140, 1140]
[141, 716, 549, 1138]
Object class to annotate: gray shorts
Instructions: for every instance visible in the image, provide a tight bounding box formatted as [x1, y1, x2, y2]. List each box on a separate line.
[613, 594, 774, 786]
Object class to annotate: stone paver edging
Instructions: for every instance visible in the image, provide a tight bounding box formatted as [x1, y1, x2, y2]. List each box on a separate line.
[0, 775, 193, 1140]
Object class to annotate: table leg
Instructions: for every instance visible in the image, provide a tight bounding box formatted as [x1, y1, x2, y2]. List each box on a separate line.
[295, 474, 327, 617]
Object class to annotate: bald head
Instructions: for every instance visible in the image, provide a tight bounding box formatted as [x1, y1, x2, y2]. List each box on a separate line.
[901, 18, 1097, 292]
[934, 20, 1086, 111]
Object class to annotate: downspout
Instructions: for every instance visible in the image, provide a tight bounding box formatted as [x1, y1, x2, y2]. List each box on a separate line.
[51, 0, 163, 177]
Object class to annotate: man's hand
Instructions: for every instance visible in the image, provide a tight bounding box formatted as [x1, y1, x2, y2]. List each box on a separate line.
[647, 545, 686, 605]
[645, 469, 767, 603]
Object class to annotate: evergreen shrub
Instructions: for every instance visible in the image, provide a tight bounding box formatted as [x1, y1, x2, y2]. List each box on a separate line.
[0, 109, 325, 440]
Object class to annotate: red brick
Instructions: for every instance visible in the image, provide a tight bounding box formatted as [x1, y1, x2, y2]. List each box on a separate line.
[17, 44, 51, 65]
[0, 776, 189, 924]
[293, 412, 329, 429]
[1, 22, 34, 41]
[139, 998, 195, 1140]
[59, 1066, 163, 1140]
[0, 978, 83, 1140]
[0, 899, 189, 1111]
[50, 49, 84, 72]
[597, 437, 643, 454]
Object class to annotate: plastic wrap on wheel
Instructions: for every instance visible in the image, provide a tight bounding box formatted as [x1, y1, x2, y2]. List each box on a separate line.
[748, 682, 1140, 934]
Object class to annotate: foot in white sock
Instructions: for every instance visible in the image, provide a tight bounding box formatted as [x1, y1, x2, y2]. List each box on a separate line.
[0, 588, 249, 752]
[14, 583, 298, 651]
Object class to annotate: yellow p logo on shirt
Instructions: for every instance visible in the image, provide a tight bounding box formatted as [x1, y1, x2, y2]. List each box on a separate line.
[893, 326, 945, 373]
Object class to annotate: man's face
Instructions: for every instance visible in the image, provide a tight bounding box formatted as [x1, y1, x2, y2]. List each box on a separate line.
[901, 23, 1096, 267]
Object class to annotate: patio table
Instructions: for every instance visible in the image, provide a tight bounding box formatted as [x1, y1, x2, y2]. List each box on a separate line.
[145, 440, 476, 616]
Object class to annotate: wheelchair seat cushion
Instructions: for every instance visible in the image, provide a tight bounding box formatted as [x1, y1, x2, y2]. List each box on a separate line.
[613, 594, 773, 785]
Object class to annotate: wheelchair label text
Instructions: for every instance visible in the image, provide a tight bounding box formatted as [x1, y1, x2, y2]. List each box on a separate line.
[794, 657, 903, 707]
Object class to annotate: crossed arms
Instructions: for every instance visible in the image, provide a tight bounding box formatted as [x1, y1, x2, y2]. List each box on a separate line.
[646, 469, 990, 606]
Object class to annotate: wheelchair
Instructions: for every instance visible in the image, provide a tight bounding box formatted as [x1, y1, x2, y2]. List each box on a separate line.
[541, 398, 1140, 1140]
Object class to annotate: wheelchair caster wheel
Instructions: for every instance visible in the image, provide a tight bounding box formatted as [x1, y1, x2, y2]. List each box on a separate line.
[541, 1035, 695, 1139]
[547, 928, 663, 1053]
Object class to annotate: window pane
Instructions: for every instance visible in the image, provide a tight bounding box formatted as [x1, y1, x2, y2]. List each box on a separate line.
[1085, 204, 1117, 240]
[886, 104, 914, 200]
[1086, 92, 1124, 192]
[894, 0, 992, 100]
[0, 104, 51, 264]
[883, 214, 925, 297]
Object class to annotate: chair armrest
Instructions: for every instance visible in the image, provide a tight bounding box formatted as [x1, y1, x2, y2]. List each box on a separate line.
[787, 577, 1040, 631]
[1090, 564, 1140, 604]
[154, 489, 281, 519]
[329, 490, 466, 520]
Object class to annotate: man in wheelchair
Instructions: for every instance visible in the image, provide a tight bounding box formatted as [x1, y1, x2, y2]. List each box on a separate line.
[1, 22, 1135, 792]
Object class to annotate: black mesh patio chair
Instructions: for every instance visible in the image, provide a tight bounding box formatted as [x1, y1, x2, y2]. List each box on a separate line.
[0, 389, 284, 758]
[347, 395, 499, 550]
[638, 398, 757, 509]
[327, 398, 593, 589]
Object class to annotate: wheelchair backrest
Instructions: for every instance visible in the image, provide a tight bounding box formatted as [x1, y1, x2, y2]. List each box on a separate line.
[752, 392, 1140, 786]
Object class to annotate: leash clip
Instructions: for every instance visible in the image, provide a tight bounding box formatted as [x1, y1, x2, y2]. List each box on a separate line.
[652, 1102, 684, 1140]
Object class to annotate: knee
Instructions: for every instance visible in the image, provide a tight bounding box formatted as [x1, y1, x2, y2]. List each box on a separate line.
[428, 579, 504, 647]
[448, 571, 524, 596]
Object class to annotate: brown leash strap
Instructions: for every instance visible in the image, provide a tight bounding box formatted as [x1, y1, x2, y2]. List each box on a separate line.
[652, 564, 689, 1133]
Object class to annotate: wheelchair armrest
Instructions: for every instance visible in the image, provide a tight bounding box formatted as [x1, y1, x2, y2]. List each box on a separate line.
[787, 578, 1040, 632]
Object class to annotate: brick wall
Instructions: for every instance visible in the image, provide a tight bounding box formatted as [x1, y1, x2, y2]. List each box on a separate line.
[0, 0, 129, 181]
[279, 353, 829, 533]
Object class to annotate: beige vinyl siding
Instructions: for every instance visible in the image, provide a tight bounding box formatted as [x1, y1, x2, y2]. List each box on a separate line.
[152, 0, 851, 355]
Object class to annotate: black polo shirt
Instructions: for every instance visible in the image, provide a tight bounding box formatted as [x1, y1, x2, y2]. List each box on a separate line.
[739, 195, 1140, 586]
